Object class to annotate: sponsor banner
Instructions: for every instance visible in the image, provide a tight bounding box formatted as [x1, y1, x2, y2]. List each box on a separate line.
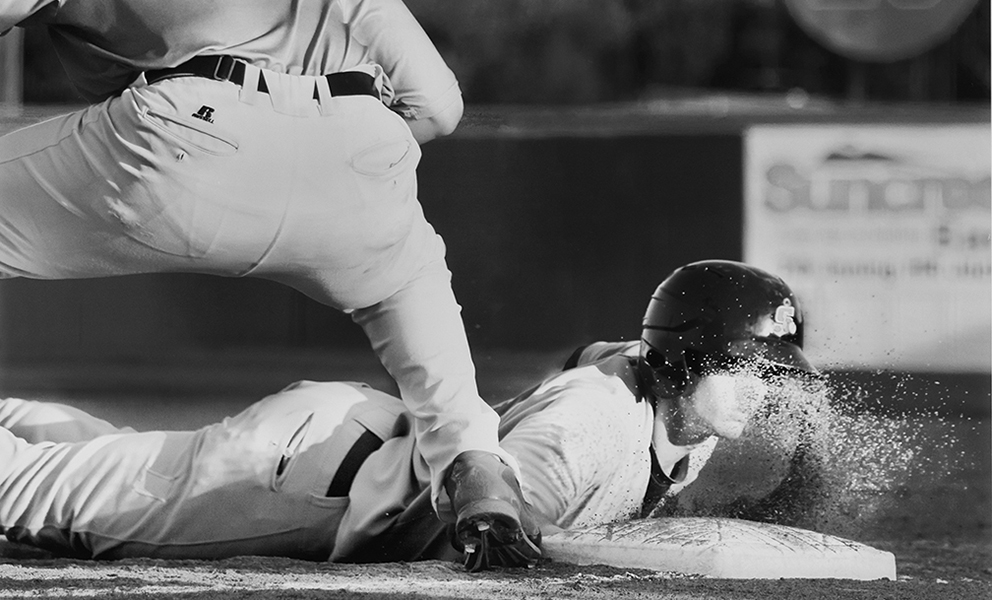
[744, 125, 991, 372]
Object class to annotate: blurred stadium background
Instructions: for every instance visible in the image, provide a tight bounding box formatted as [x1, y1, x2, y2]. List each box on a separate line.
[0, 0, 987, 419]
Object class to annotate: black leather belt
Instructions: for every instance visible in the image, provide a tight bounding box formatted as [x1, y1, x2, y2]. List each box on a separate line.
[144, 55, 380, 100]
[325, 428, 384, 497]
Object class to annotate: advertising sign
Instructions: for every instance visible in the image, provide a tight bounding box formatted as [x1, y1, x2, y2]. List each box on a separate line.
[744, 125, 991, 372]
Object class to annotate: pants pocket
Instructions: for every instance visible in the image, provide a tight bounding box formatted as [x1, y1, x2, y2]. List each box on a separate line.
[140, 107, 240, 157]
[133, 432, 196, 502]
[103, 104, 246, 260]
[350, 137, 414, 177]
[271, 413, 314, 492]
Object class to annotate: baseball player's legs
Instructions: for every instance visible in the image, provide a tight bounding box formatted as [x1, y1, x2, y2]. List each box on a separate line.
[251, 228, 529, 543]
[0, 383, 399, 559]
[221, 77, 524, 524]
[0, 397, 136, 444]
[240, 84, 433, 309]
[0, 426, 32, 536]
[99, 385, 360, 559]
[0, 67, 527, 553]
[0, 427, 200, 557]
[0, 426, 31, 474]
[349, 249, 517, 517]
[103, 381, 408, 560]
[0, 102, 142, 278]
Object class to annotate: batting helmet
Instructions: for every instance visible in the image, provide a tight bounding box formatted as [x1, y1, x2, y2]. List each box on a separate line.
[639, 260, 816, 398]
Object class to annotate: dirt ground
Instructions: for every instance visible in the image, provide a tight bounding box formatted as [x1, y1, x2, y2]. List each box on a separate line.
[1, 540, 990, 599]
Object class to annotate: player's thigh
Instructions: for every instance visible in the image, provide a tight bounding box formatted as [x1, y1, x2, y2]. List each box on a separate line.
[0, 397, 132, 443]
[118, 79, 284, 267]
[112, 407, 359, 558]
[0, 105, 124, 277]
[0, 429, 36, 530]
[244, 99, 429, 306]
[0, 83, 282, 278]
[0, 427, 30, 471]
[0, 431, 180, 556]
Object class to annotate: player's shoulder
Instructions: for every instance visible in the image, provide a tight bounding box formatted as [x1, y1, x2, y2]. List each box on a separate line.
[535, 364, 653, 460]
[563, 341, 639, 370]
[276, 380, 402, 407]
[539, 356, 640, 414]
[495, 344, 641, 420]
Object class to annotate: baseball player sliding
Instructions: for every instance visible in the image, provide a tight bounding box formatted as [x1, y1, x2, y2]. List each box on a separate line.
[0, 1, 527, 558]
[0, 261, 819, 570]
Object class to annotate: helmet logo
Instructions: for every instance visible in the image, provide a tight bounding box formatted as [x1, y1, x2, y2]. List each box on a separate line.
[771, 299, 798, 337]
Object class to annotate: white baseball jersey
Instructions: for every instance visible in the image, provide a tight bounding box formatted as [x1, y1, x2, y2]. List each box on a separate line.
[0, 343, 717, 562]
[0, 0, 511, 513]
[3, 0, 460, 111]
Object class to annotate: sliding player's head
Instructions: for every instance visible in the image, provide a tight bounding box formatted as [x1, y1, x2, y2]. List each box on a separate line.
[640, 260, 815, 399]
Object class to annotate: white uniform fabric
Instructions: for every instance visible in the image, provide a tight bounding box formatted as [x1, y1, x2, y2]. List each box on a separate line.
[0, 381, 405, 559]
[562, 341, 719, 501]
[495, 341, 716, 528]
[2, 0, 462, 109]
[0, 0, 510, 513]
[0, 344, 718, 561]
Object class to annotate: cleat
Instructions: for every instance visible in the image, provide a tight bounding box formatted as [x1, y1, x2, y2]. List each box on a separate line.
[445, 450, 543, 571]
[444, 451, 525, 553]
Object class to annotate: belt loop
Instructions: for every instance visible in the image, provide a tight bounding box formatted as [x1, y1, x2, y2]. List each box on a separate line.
[314, 75, 334, 114]
[369, 64, 386, 102]
[239, 64, 261, 105]
[212, 55, 236, 82]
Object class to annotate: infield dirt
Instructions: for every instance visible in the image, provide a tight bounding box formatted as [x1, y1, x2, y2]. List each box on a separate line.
[1, 541, 990, 599]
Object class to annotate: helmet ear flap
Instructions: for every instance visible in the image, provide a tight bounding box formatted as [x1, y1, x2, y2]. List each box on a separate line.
[638, 341, 691, 400]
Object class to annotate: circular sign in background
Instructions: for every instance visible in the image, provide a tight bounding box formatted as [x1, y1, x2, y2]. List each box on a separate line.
[783, 0, 980, 63]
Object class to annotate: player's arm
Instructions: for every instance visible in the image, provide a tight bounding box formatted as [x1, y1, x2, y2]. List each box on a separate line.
[356, 0, 464, 144]
[1, 0, 58, 33]
[5, 0, 139, 101]
[402, 96, 463, 145]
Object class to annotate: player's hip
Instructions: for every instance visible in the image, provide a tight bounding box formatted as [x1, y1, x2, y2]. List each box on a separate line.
[126, 69, 417, 167]
[0, 78, 425, 280]
[97, 393, 404, 559]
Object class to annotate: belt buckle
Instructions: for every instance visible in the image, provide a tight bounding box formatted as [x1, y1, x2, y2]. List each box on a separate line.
[212, 56, 236, 82]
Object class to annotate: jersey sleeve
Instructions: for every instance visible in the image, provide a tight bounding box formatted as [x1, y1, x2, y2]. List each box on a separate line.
[47, 29, 144, 101]
[566, 341, 640, 369]
[352, 0, 461, 121]
[0, 0, 58, 33]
